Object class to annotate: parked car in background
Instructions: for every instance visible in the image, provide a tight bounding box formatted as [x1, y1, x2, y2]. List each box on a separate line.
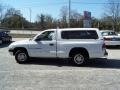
[0, 29, 12, 45]
[101, 30, 120, 46]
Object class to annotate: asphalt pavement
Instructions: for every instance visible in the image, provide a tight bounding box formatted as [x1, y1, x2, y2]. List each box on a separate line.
[0, 38, 120, 90]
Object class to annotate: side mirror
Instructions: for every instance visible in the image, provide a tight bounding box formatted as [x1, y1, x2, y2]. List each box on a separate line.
[35, 38, 41, 41]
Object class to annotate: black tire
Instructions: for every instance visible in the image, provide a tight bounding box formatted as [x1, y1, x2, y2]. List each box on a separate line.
[72, 52, 87, 66]
[15, 50, 29, 64]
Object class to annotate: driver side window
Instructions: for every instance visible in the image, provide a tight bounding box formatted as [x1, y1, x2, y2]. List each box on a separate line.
[36, 31, 54, 41]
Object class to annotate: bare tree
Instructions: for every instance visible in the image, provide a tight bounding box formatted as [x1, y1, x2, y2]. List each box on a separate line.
[0, 3, 4, 26]
[5, 8, 22, 18]
[45, 15, 54, 29]
[59, 6, 83, 28]
[36, 14, 46, 30]
[104, 0, 120, 32]
[59, 6, 68, 28]
[70, 10, 83, 28]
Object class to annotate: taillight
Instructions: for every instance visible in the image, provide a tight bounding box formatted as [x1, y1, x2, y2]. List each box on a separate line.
[104, 38, 111, 41]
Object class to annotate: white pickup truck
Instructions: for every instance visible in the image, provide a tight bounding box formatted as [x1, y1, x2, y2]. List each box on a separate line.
[8, 28, 108, 65]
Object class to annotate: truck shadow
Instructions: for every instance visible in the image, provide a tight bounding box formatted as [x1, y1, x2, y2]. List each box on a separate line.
[25, 58, 120, 69]
[86, 59, 120, 69]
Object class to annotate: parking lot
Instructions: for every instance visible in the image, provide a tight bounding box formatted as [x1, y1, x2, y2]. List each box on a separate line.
[0, 38, 120, 90]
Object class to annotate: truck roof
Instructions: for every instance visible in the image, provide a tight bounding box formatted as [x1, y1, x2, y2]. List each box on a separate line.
[46, 28, 99, 31]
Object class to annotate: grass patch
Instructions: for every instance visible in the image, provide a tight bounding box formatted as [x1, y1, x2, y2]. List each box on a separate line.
[10, 34, 36, 38]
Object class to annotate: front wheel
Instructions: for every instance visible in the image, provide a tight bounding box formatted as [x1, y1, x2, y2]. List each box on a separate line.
[72, 53, 87, 66]
[15, 50, 29, 64]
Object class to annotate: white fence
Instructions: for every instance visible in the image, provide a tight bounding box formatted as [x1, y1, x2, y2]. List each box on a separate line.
[10, 30, 120, 36]
[10, 30, 40, 34]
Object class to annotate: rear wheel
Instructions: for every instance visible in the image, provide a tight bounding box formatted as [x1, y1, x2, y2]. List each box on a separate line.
[15, 50, 29, 64]
[72, 52, 87, 65]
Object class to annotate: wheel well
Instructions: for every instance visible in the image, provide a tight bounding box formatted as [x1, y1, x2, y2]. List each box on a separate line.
[13, 47, 28, 55]
[69, 48, 89, 58]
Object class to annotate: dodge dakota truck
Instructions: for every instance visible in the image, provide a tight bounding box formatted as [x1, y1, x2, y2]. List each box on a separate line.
[8, 28, 108, 65]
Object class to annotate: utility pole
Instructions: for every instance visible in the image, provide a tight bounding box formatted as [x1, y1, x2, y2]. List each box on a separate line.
[29, 8, 32, 23]
[68, 0, 71, 28]
[29, 8, 32, 30]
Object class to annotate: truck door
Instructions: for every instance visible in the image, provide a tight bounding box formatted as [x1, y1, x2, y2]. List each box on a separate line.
[29, 31, 56, 58]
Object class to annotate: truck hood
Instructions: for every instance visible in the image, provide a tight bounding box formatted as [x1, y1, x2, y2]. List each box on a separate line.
[10, 39, 30, 46]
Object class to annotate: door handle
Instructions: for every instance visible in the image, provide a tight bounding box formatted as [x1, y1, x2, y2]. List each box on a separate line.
[49, 43, 54, 46]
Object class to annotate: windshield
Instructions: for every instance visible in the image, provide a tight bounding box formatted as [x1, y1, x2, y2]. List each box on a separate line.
[29, 34, 37, 41]
[102, 32, 117, 36]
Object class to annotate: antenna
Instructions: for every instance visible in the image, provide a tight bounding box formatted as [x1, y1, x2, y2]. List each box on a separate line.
[29, 8, 32, 23]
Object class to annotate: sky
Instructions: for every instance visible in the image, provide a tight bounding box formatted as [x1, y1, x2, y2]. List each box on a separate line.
[1, 0, 108, 22]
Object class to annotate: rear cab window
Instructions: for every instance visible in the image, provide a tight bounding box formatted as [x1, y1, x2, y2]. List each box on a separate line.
[61, 30, 98, 39]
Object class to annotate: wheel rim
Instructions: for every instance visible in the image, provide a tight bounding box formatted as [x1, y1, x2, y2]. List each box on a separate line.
[17, 53, 27, 62]
[74, 54, 84, 65]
